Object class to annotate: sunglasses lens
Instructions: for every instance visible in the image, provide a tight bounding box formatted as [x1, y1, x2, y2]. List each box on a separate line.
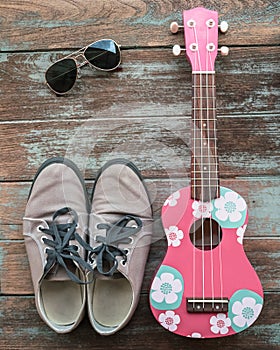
[45, 58, 77, 94]
[84, 39, 120, 70]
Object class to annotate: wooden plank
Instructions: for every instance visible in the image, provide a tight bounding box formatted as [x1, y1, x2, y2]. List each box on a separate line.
[0, 238, 279, 295]
[0, 1, 278, 347]
[0, 294, 279, 349]
[0, 0, 279, 51]
[0, 177, 279, 236]
[0, 47, 279, 121]
[0, 115, 279, 181]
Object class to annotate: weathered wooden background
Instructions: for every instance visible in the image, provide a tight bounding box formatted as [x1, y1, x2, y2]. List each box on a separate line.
[0, 1, 279, 349]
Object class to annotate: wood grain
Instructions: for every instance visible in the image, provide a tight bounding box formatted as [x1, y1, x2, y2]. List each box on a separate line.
[0, 294, 279, 349]
[0, 177, 279, 235]
[0, 115, 279, 182]
[0, 238, 279, 295]
[0, 47, 279, 122]
[0, 0, 279, 51]
[0, 0, 279, 348]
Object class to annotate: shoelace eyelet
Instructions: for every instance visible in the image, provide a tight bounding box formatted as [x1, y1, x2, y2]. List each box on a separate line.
[40, 235, 48, 244]
[37, 225, 44, 232]
[120, 259, 127, 266]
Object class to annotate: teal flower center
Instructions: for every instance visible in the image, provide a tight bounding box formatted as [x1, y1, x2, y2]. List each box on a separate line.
[160, 282, 172, 295]
[224, 201, 236, 213]
[242, 306, 254, 319]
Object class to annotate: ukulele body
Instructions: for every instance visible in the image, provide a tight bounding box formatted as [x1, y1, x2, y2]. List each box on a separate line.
[150, 186, 263, 338]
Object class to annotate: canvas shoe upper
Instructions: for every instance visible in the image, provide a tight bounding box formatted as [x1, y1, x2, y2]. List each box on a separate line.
[87, 159, 153, 335]
[23, 157, 92, 333]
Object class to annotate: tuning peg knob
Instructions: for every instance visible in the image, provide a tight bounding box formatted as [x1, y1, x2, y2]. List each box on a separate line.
[219, 21, 229, 33]
[170, 21, 184, 34]
[172, 44, 183, 56]
[219, 46, 229, 56]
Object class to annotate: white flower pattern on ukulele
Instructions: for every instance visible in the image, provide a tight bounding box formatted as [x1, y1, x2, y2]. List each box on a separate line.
[214, 190, 246, 223]
[210, 313, 231, 335]
[158, 310, 180, 332]
[165, 225, 184, 247]
[187, 332, 203, 338]
[236, 224, 247, 244]
[151, 272, 183, 304]
[164, 191, 180, 207]
[192, 200, 213, 219]
[231, 297, 262, 328]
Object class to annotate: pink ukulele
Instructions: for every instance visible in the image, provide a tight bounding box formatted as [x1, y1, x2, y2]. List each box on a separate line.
[149, 7, 263, 338]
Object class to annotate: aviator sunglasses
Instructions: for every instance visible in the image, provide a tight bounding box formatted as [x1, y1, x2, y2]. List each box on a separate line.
[45, 39, 121, 95]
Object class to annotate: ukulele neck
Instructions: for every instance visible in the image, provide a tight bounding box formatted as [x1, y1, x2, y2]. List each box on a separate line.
[191, 72, 220, 202]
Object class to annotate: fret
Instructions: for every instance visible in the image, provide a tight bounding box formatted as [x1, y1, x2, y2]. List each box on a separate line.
[191, 149, 218, 151]
[192, 137, 217, 142]
[192, 128, 216, 133]
[192, 96, 216, 99]
[191, 172, 219, 175]
[192, 71, 215, 74]
[195, 118, 217, 122]
[193, 108, 216, 110]
[192, 85, 216, 87]
[192, 121, 217, 124]
[192, 155, 218, 159]
[191, 179, 219, 182]
[191, 178, 219, 181]
[191, 183, 219, 187]
[191, 163, 220, 165]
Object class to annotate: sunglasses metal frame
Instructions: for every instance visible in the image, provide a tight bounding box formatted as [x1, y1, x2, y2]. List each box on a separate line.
[45, 39, 121, 95]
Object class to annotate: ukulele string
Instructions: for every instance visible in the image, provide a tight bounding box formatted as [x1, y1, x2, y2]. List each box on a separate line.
[193, 25, 205, 307]
[208, 28, 224, 307]
[192, 32, 197, 309]
[206, 26, 215, 308]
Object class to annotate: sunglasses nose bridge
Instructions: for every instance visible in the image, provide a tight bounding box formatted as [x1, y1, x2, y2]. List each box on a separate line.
[74, 53, 88, 68]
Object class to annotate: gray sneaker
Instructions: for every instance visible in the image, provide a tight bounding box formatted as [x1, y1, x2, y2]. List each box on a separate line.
[23, 157, 93, 333]
[87, 159, 153, 335]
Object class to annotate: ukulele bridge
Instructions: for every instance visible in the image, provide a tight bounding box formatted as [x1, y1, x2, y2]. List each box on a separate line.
[187, 298, 229, 313]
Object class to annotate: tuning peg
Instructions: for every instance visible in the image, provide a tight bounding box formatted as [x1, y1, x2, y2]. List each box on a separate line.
[172, 44, 186, 56]
[170, 21, 184, 34]
[218, 21, 229, 33]
[219, 46, 229, 56]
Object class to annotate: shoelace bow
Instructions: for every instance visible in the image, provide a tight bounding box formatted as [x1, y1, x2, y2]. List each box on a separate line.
[39, 207, 93, 284]
[89, 215, 142, 276]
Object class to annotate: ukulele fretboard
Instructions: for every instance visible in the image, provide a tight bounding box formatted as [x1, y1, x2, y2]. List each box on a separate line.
[191, 73, 220, 201]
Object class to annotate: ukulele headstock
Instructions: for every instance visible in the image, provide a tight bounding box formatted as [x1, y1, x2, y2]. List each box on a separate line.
[171, 7, 229, 71]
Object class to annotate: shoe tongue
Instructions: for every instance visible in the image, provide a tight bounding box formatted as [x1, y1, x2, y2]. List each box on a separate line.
[45, 262, 76, 282]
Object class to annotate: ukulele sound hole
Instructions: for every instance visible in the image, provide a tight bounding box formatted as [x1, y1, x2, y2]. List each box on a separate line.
[189, 218, 222, 250]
